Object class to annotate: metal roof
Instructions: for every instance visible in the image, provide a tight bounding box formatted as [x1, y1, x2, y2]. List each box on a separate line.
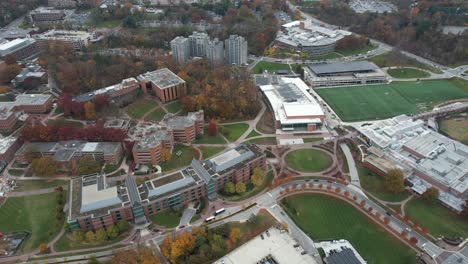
[125, 176, 141, 207]
[191, 159, 213, 184]
[146, 173, 196, 198]
[325, 248, 362, 264]
[308, 61, 378, 75]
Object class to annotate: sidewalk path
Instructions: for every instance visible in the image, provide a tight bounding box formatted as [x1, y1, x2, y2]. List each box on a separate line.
[339, 143, 360, 187]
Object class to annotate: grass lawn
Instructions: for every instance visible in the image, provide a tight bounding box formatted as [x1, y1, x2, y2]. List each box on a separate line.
[126, 99, 158, 119]
[252, 61, 290, 74]
[199, 146, 225, 159]
[306, 52, 342, 61]
[8, 169, 24, 176]
[439, 116, 468, 145]
[247, 137, 277, 145]
[224, 209, 276, 244]
[145, 108, 167, 122]
[405, 198, 468, 238]
[337, 44, 377, 57]
[165, 100, 181, 113]
[87, 19, 121, 28]
[190, 214, 201, 224]
[193, 128, 226, 144]
[46, 118, 84, 128]
[0, 193, 63, 252]
[357, 166, 410, 202]
[220, 123, 249, 142]
[161, 144, 199, 172]
[149, 210, 181, 228]
[285, 149, 332, 172]
[282, 194, 416, 264]
[303, 137, 323, 143]
[54, 230, 129, 252]
[222, 169, 274, 202]
[14, 180, 68, 192]
[316, 80, 468, 122]
[387, 68, 430, 79]
[450, 77, 468, 93]
[367, 52, 442, 73]
[246, 130, 261, 138]
[103, 163, 120, 174]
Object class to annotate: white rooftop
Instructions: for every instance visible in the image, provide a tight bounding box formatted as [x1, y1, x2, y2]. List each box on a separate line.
[81, 182, 122, 213]
[0, 137, 17, 155]
[260, 77, 324, 126]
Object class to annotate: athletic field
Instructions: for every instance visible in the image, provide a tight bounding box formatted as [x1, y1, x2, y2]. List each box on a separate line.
[316, 80, 468, 122]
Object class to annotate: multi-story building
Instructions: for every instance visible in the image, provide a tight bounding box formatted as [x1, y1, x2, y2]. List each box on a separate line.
[277, 20, 351, 56]
[15, 140, 123, 167]
[133, 129, 174, 166]
[137, 68, 186, 103]
[260, 77, 325, 131]
[189, 31, 209, 57]
[0, 137, 21, 164]
[12, 63, 47, 87]
[48, 0, 77, 8]
[73, 78, 140, 106]
[29, 7, 66, 23]
[133, 110, 204, 165]
[67, 143, 266, 231]
[357, 115, 468, 212]
[170, 36, 190, 64]
[0, 94, 53, 132]
[225, 35, 248, 65]
[0, 38, 42, 61]
[33, 30, 98, 51]
[304, 61, 388, 87]
[206, 38, 224, 66]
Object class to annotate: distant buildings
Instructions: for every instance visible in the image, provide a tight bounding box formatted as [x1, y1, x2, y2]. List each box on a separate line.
[225, 35, 248, 65]
[33, 30, 100, 51]
[48, 0, 77, 8]
[0, 94, 53, 132]
[206, 38, 224, 66]
[260, 77, 325, 132]
[0, 38, 42, 61]
[304, 61, 388, 87]
[29, 7, 66, 23]
[132, 110, 204, 165]
[170, 32, 247, 66]
[12, 63, 47, 87]
[170, 36, 190, 64]
[277, 20, 351, 56]
[67, 143, 266, 231]
[349, 0, 397, 14]
[0, 137, 21, 164]
[357, 115, 468, 212]
[137, 68, 186, 103]
[16, 141, 123, 167]
[73, 78, 140, 106]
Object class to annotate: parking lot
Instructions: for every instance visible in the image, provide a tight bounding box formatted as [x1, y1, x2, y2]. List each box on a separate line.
[213, 228, 319, 264]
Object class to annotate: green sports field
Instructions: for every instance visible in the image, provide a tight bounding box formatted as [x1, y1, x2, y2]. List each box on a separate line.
[316, 80, 467, 122]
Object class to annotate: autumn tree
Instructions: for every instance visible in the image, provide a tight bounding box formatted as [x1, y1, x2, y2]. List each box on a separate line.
[96, 228, 108, 242]
[84, 101, 97, 120]
[107, 225, 120, 239]
[229, 227, 241, 243]
[224, 182, 235, 194]
[86, 231, 96, 242]
[161, 147, 172, 163]
[31, 156, 58, 177]
[235, 182, 246, 194]
[384, 169, 405, 193]
[110, 247, 161, 264]
[169, 232, 196, 263]
[73, 230, 85, 242]
[39, 243, 47, 253]
[421, 187, 439, 204]
[251, 167, 265, 187]
[78, 155, 102, 175]
[207, 119, 218, 136]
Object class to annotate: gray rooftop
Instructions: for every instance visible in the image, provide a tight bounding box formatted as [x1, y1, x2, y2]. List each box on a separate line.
[207, 145, 255, 173]
[144, 170, 196, 199]
[137, 68, 185, 90]
[308, 61, 379, 75]
[134, 129, 172, 150]
[325, 248, 362, 264]
[0, 38, 37, 57]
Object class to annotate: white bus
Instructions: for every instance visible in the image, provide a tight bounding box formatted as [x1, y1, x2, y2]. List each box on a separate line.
[205, 216, 215, 222]
[215, 208, 226, 216]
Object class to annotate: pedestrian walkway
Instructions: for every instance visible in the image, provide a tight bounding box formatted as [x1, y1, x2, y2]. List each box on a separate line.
[339, 143, 360, 187]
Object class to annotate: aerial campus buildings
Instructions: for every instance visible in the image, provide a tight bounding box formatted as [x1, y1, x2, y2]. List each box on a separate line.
[170, 32, 247, 65]
[357, 115, 468, 212]
[0, 94, 53, 132]
[67, 143, 266, 231]
[0, 38, 42, 61]
[260, 77, 325, 131]
[73, 68, 186, 105]
[304, 61, 388, 87]
[277, 20, 351, 56]
[33, 29, 100, 51]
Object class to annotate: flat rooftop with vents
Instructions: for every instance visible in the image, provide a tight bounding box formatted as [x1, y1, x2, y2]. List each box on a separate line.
[137, 68, 185, 90]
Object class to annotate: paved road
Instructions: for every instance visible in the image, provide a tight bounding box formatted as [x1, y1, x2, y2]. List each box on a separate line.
[339, 143, 360, 187]
[179, 207, 196, 226]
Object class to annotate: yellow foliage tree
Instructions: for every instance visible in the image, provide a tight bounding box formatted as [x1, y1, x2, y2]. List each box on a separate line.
[84, 101, 96, 120]
[161, 147, 171, 163]
[229, 227, 241, 243]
